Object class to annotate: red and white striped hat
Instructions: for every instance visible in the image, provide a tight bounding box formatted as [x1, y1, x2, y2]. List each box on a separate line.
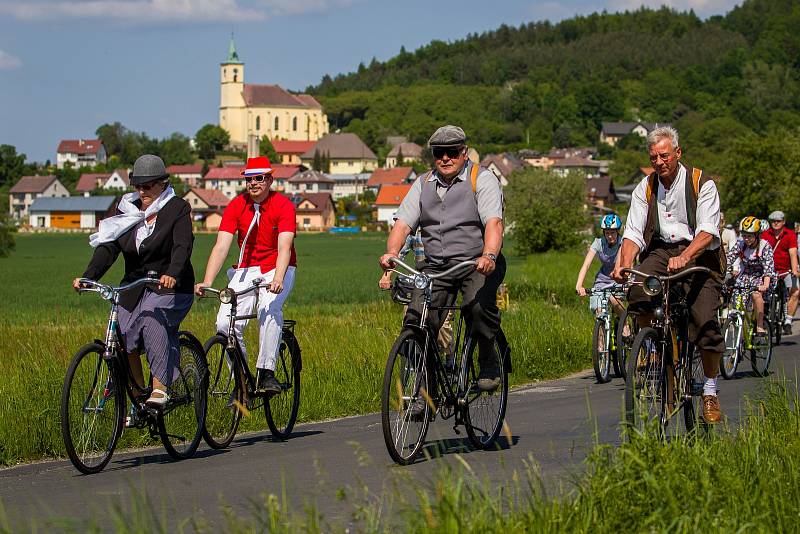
[241, 156, 273, 177]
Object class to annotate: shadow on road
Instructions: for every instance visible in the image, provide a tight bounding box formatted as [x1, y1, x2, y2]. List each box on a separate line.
[230, 430, 324, 448]
[101, 446, 230, 474]
[414, 435, 520, 463]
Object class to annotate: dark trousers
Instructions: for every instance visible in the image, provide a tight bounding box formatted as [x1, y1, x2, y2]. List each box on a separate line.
[404, 255, 506, 352]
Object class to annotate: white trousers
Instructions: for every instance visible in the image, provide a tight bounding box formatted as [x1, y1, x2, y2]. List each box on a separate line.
[215, 265, 296, 371]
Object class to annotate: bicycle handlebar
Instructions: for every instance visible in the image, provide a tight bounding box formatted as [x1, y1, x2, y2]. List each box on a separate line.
[387, 257, 477, 279]
[621, 266, 711, 282]
[77, 276, 161, 297]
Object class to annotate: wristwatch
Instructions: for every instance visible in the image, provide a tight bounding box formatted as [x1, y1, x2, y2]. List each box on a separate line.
[482, 253, 497, 262]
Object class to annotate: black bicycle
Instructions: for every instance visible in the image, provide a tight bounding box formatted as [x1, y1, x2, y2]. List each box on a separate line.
[61, 276, 207, 474]
[380, 257, 511, 465]
[199, 279, 301, 448]
[767, 274, 788, 346]
[622, 266, 709, 438]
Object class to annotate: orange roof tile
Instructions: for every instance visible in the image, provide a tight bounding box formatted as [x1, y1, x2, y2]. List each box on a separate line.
[375, 184, 412, 206]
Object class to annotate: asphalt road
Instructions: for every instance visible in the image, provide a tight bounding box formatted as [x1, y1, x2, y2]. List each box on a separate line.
[2, 334, 798, 530]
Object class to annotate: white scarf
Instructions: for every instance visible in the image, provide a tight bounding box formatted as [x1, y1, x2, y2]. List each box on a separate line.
[89, 186, 176, 248]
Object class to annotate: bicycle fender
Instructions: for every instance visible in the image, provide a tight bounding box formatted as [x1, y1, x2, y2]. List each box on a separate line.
[282, 330, 302, 373]
[178, 330, 209, 380]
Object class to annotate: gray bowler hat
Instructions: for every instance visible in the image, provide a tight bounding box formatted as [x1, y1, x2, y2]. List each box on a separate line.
[768, 210, 785, 221]
[129, 154, 170, 185]
[428, 125, 467, 147]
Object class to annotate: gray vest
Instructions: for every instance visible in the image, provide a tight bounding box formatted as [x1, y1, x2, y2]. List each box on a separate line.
[419, 166, 484, 264]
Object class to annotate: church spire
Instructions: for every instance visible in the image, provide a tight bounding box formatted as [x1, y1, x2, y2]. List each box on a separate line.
[224, 33, 243, 64]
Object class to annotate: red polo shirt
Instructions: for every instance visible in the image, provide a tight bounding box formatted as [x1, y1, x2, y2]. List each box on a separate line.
[220, 191, 297, 273]
[761, 228, 797, 274]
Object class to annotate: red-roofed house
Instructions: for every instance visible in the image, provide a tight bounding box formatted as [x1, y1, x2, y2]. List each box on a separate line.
[167, 164, 204, 187]
[183, 187, 231, 230]
[375, 184, 412, 226]
[203, 166, 245, 199]
[271, 164, 304, 191]
[272, 140, 317, 165]
[366, 167, 416, 192]
[76, 173, 112, 196]
[289, 192, 335, 231]
[480, 153, 524, 187]
[56, 139, 107, 169]
[219, 37, 329, 148]
[9, 175, 70, 219]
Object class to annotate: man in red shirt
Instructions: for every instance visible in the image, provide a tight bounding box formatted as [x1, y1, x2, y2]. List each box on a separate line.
[761, 210, 799, 335]
[195, 156, 297, 394]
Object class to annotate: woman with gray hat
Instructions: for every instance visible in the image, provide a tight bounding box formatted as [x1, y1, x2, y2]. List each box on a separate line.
[73, 154, 195, 415]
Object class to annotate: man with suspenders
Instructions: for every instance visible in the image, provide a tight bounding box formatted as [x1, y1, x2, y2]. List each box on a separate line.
[612, 126, 726, 424]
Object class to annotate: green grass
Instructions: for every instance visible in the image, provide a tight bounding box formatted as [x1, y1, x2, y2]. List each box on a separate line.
[0, 234, 594, 465]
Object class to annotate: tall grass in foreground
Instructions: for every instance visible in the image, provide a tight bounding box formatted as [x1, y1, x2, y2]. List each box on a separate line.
[8, 383, 798, 532]
[0, 235, 593, 465]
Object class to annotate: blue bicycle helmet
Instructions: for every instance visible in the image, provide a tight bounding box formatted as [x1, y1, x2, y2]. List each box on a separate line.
[600, 214, 622, 230]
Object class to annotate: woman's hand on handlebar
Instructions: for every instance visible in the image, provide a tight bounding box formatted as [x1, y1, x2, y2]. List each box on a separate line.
[159, 275, 176, 290]
[194, 282, 210, 296]
[576, 287, 588, 297]
[72, 278, 89, 291]
[267, 278, 284, 294]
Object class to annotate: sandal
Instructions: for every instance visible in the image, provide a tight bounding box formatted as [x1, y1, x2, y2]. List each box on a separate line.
[145, 388, 170, 408]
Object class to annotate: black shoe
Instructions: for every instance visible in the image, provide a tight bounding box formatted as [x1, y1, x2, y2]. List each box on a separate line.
[477, 366, 501, 392]
[255, 369, 281, 396]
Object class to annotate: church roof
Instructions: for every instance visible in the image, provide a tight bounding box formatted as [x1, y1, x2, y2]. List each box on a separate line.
[222, 35, 242, 65]
[243, 84, 321, 109]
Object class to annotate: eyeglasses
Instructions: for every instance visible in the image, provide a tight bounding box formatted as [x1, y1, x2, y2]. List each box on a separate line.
[134, 181, 164, 191]
[245, 174, 269, 183]
[648, 152, 674, 163]
[770, 220, 783, 224]
[432, 146, 464, 160]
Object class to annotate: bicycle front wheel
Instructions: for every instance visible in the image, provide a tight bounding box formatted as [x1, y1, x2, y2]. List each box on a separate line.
[381, 329, 430, 465]
[767, 289, 782, 346]
[202, 334, 242, 449]
[265, 331, 301, 439]
[751, 322, 773, 377]
[158, 333, 207, 460]
[592, 319, 612, 383]
[719, 317, 741, 380]
[464, 337, 509, 449]
[625, 328, 666, 435]
[60, 343, 124, 474]
[615, 310, 637, 380]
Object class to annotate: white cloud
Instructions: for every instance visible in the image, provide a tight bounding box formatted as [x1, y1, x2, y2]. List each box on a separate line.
[0, 50, 22, 69]
[256, 0, 358, 16]
[0, 0, 267, 22]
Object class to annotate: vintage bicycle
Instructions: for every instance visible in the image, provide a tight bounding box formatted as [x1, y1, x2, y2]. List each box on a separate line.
[61, 275, 207, 474]
[622, 266, 709, 438]
[199, 279, 301, 448]
[380, 257, 511, 465]
[766, 274, 788, 346]
[585, 286, 627, 383]
[719, 283, 773, 379]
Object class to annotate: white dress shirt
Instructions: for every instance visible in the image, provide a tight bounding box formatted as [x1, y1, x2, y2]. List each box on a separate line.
[623, 164, 720, 251]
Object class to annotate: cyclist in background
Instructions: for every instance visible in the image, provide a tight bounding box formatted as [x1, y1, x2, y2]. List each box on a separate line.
[727, 216, 775, 336]
[761, 210, 799, 335]
[576, 214, 625, 318]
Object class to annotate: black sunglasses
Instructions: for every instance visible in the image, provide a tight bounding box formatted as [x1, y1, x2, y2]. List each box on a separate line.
[245, 174, 268, 183]
[134, 180, 165, 191]
[431, 146, 463, 159]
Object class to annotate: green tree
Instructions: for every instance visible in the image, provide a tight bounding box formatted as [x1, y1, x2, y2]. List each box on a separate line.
[0, 214, 15, 258]
[505, 168, 589, 253]
[259, 135, 279, 164]
[322, 151, 331, 173]
[0, 144, 28, 187]
[312, 149, 322, 171]
[195, 124, 230, 161]
[158, 133, 194, 165]
[96, 122, 126, 158]
[396, 147, 404, 166]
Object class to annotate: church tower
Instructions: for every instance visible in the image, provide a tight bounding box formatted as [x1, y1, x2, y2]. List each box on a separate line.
[219, 35, 246, 147]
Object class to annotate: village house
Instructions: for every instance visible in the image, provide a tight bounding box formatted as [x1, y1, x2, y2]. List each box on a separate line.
[385, 142, 423, 169]
[56, 139, 107, 169]
[270, 164, 304, 192]
[203, 165, 245, 199]
[374, 184, 412, 227]
[9, 175, 70, 219]
[480, 153, 524, 187]
[329, 173, 371, 199]
[366, 167, 416, 194]
[285, 169, 335, 195]
[272, 140, 317, 165]
[600, 122, 670, 146]
[28, 196, 117, 229]
[75, 173, 111, 196]
[167, 164, 204, 187]
[300, 133, 378, 175]
[183, 187, 230, 231]
[289, 192, 335, 231]
[552, 157, 610, 179]
[586, 176, 618, 208]
[219, 38, 328, 149]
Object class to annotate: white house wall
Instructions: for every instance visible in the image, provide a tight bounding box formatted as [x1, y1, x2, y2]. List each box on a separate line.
[80, 212, 95, 228]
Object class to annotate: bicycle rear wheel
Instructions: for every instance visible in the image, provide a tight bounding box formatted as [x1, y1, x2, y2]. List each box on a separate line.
[615, 309, 637, 380]
[464, 337, 509, 449]
[61, 343, 124, 474]
[158, 333, 207, 460]
[719, 317, 741, 380]
[750, 322, 773, 377]
[202, 334, 242, 449]
[381, 329, 430, 465]
[265, 331, 301, 439]
[592, 319, 612, 383]
[767, 287, 783, 346]
[625, 328, 666, 436]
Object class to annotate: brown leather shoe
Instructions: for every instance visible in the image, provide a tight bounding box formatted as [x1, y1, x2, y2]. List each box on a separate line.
[702, 395, 722, 424]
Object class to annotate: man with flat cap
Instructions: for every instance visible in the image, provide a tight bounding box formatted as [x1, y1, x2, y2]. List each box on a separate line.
[379, 125, 505, 418]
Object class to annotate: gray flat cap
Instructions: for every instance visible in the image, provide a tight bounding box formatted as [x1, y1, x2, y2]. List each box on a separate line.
[768, 210, 785, 221]
[129, 154, 169, 185]
[428, 125, 467, 147]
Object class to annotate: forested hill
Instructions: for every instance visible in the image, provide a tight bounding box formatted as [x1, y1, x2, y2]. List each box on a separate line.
[307, 0, 800, 168]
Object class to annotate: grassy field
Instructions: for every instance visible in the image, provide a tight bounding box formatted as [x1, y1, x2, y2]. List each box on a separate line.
[0, 233, 596, 466]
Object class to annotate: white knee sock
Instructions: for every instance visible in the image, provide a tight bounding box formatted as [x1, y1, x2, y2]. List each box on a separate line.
[703, 376, 717, 396]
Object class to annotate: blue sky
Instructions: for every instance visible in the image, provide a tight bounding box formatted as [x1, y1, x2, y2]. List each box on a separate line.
[0, 0, 741, 163]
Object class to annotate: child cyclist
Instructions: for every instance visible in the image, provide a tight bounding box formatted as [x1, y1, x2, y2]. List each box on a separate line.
[576, 214, 625, 317]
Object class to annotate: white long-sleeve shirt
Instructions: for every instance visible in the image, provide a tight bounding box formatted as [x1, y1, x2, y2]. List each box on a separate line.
[623, 164, 721, 252]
